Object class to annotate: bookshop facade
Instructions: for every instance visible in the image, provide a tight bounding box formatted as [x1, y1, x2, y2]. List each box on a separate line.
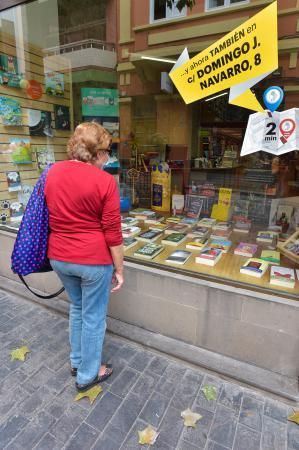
[0, 0, 298, 397]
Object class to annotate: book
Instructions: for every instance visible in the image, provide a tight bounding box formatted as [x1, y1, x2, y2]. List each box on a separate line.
[161, 233, 187, 246]
[129, 209, 156, 220]
[179, 217, 198, 226]
[121, 217, 139, 228]
[149, 222, 170, 232]
[233, 219, 251, 233]
[184, 195, 203, 219]
[0, 97, 22, 126]
[166, 250, 191, 265]
[270, 266, 295, 288]
[166, 215, 184, 223]
[234, 243, 258, 257]
[240, 258, 269, 278]
[136, 229, 163, 242]
[212, 221, 231, 231]
[122, 226, 141, 238]
[35, 146, 55, 172]
[144, 214, 165, 225]
[6, 171, 21, 192]
[134, 243, 164, 259]
[256, 231, 278, 243]
[172, 194, 184, 215]
[210, 229, 232, 239]
[195, 247, 223, 266]
[123, 237, 138, 250]
[209, 239, 232, 253]
[260, 250, 280, 265]
[197, 218, 217, 228]
[28, 109, 53, 137]
[54, 105, 70, 130]
[164, 223, 189, 235]
[187, 226, 210, 239]
[232, 199, 250, 220]
[45, 71, 64, 97]
[186, 238, 209, 250]
[9, 138, 32, 164]
[9, 201, 24, 222]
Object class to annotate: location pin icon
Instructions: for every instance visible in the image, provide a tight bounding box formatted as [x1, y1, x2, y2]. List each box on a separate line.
[263, 86, 284, 112]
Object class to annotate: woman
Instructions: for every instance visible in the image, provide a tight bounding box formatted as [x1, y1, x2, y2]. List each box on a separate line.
[45, 122, 124, 392]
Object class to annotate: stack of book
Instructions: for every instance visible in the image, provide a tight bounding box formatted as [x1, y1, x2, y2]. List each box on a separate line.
[270, 266, 295, 288]
[187, 226, 209, 239]
[209, 239, 232, 253]
[123, 237, 138, 250]
[166, 250, 192, 265]
[210, 228, 232, 239]
[129, 209, 156, 220]
[121, 217, 139, 228]
[234, 243, 257, 257]
[161, 233, 187, 246]
[233, 218, 251, 233]
[122, 226, 141, 238]
[134, 243, 164, 259]
[256, 231, 278, 243]
[260, 250, 280, 265]
[136, 229, 163, 242]
[164, 223, 189, 235]
[186, 237, 208, 251]
[197, 218, 217, 228]
[240, 258, 269, 278]
[195, 247, 223, 266]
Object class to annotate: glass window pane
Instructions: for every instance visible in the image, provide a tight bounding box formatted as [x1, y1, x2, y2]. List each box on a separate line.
[154, 0, 167, 20]
[208, 0, 225, 8]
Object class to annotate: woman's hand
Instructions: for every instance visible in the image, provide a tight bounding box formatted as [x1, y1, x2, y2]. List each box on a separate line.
[111, 271, 124, 293]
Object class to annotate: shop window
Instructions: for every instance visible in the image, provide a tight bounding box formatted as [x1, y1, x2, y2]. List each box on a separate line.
[205, 0, 248, 11]
[150, 0, 186, 23]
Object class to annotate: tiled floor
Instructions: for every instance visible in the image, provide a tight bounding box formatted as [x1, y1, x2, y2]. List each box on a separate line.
[0, 290, 298, 450]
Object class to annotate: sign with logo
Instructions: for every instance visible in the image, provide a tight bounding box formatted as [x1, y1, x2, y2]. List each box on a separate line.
[169, 2, 278, 112]
[241, 108, 299, 156]
[81, 88, 119, 117]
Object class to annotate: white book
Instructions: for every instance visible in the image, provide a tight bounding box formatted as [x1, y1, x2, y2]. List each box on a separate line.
[270, 266, 295, 288]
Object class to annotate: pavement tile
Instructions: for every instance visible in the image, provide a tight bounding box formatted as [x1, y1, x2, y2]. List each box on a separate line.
[0, 414, 29, 449]
[239, 395, 264, 431]
[232, 423, 261, 450]
[110, 367, 140, 398]
[208, 405, 237, 449]
[182, 405, 214, 448]
[46, 363, 72, 393]
[196, 376, 223, 413]
[129, 350, 154, 372]
[156, 405, 184, 448]
[21, 365, 54, 394]
[18, 385, 55, 418]
[163, 363, 187, 383]
[205, 441, 230, 450]
[93, 434, 121, 450]
[177, 440, 203, 450]
[35, 433, 64, 450]
[0, 386, 29, 418]
[105, 356, 127, 385]
[146, 355, 170, 376]
[85, 391, 123, 431]
[4, 410, 55, 450]
[101, 423, 127, 447]
[218, 382, 243, 413]
[108, 393, 145, 443]
[120, 418, 149, 450]
[171, 370, 203, 411]
[139, 391, 170, 427]
[262, 416, 287, 450]
[132, 372, 160, 402]
[49, 408, 84, 444]
[155, 376, 177, 399]
[115, 344, 139, 362]
[264, 398, 290, 423]
[64, 422, 98, 450]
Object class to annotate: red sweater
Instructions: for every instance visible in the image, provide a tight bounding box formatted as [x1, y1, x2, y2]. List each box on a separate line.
[45, 161, 122, 265]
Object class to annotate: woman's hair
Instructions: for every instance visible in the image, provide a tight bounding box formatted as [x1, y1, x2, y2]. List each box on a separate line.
[67, 122, 112, 162]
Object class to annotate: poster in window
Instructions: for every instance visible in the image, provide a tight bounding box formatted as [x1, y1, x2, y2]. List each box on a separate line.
[0, 97, 22, 126]
[28, 109, 53, 137]
[54, 105, 70, 130]
[0, 54, 22, 88]
[34, 146, 55, 172]
[6, 171, 21, 192]
[9, 138, 32, 164]
[81, 88, 119, 117]
[45, 71, 64, 97]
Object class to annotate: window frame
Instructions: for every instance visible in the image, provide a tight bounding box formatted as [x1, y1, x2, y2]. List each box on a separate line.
[205, 0, 249, 12]
[150, 0, 187, 24]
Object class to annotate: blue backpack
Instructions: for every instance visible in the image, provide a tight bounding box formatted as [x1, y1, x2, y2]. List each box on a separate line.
[11, 164, 64, 299]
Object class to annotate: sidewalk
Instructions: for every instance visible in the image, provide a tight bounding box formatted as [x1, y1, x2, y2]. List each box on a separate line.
[0, 289, 298, 450]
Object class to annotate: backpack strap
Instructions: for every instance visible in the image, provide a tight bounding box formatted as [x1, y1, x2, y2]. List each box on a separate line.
[18, 275, 65, 299]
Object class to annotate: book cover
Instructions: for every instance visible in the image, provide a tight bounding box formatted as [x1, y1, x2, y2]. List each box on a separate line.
[130, 209, 156, 219]
[198, 247, 222, 260]
[212, 221, 231, 231]
[35, 146, 55, 172]
[233, 219, 251, 233]
[122, 226, 141, 238]
[166, 215, 184, 223]
[28, 109, 53, 137]
[164, 223, 189, 234]
[197, 218, 217, 228]
[187, 226, 210, 238]
[161, 233, 187, 246]
[179, 217, 198, 226]
[9, 201, 24, 222]
[0, 54, 22, 88]
[210, 229, 232, 239]
[234, 243, 258, 257]
[9, 138, 32, 164]
[218, 187, 232, 207]
[149, 223, 170, 232]
[17, 184, 33, 207]
[45, 71, 64, 97]
[166, 250, 191, 265]
[0, 97, 22, 126]
[209, 239, 232, 253]
[54, 105, 70, 130]
[121, 217, 139, 228]
[172, 194, 184, 215]
[184, 195, 203, 219]
[6, 171, 21, 192]
[270, 266, 295, 288]
[261, 250, 280, 265]
[256, 231, 278, 242]
[136, 229, 162, 242]
[123, 237, 138, 250]
[134, 243, 164, 259]
[144, 214, 165, 224]
[186, 238, 208, 250]
[240, 258, 269, 278]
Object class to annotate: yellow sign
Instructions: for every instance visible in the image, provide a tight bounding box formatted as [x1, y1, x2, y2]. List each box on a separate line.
[169, 2, 278, 112]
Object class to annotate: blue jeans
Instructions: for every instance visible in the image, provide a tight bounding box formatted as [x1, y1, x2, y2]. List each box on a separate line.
[50, 260, 113, 385]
